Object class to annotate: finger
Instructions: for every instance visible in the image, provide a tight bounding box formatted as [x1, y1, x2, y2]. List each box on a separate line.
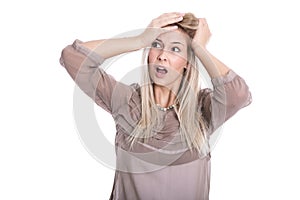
[161, 16, 183, 26]
[199, 18, 208, 26]
[155, 15, 183, 28]
[162, 25, 178, 31]
[159, 12, 185, 18]
[149, 12, 184, 29]
[156, 12, 184, 23]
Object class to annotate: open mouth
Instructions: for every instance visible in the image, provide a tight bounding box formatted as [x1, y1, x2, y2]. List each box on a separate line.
[156, 65, 168, 74]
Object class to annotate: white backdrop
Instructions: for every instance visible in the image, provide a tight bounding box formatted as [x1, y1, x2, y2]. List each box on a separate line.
[1, 0, 300, 199]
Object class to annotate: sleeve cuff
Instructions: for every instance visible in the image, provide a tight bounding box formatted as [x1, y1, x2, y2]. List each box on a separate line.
[72, 39, 105, 65]
[211, 70, 237, 87]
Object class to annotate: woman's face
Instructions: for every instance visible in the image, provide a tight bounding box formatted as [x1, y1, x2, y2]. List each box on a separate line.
[148, 29, 189, 87]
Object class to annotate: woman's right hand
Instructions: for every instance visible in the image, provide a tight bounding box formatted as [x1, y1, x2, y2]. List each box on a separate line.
[138, 12, 185, 48]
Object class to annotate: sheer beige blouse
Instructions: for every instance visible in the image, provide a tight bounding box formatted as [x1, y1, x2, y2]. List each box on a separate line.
[59, 40, 252, 200]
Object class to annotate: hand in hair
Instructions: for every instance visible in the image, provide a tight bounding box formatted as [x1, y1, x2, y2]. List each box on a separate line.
[138, 12, 185, 48]
[192, 18, 212, 49]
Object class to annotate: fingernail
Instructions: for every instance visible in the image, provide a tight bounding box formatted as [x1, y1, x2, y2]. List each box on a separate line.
[170, 25, 178, 30]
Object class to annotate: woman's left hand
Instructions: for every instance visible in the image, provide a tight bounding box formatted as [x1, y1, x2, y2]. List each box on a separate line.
[192, 18, 212, 49]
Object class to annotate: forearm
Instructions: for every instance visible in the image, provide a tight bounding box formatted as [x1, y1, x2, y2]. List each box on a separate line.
[81, 36, 145, 59]
[193, 44, 230, 78]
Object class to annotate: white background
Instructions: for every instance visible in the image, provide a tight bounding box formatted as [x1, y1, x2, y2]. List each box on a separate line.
[1, 0, 300, 199]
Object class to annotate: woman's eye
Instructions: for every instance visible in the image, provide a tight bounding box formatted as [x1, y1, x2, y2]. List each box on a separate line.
[151, 42, 162, 48]
[171, 47, 181, 52]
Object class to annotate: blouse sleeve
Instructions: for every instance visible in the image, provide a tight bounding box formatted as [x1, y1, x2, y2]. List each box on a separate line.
[59, 39, 135, 114]
[200, 70, 252, 134]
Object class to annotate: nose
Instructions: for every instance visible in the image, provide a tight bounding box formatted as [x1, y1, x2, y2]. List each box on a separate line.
[157, 50, 168, 62]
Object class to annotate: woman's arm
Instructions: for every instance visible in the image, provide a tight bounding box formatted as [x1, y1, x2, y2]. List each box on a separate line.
[193, 18, 251, 132]
[59, 13, 185, 112]
[80, 12, 185, 59]
[80, 37, 144, 59]
[200, 71, 252, 134]
[192, 18, 230, 78]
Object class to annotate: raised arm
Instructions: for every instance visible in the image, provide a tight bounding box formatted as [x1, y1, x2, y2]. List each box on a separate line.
[80, 37, 143, 59]
[192, 18, 252, 133]
[59, 13, 185, 112]
[80, 12, 185, 59]
[192, 18, 230, 78]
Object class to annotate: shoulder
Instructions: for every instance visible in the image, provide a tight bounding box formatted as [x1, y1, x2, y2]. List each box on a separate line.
[111, 82, 141, 112]
[111, 82, 142, 123]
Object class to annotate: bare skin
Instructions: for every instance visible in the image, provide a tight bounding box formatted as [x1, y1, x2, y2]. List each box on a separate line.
[148, 30, 190, 108]
[192, 18, 230, 78]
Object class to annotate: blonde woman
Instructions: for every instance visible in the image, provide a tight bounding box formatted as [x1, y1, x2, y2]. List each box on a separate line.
[60, 12, 251, 200]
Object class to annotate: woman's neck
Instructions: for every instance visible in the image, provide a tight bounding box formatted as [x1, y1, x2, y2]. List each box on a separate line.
[153, 84, 177, 108]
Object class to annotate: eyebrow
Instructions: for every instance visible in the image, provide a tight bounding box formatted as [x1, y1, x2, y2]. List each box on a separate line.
[171, 41, 184, 46]
[155, 39, 184, 46]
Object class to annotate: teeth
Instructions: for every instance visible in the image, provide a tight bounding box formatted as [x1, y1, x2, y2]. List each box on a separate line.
[155, 65, 168, 74]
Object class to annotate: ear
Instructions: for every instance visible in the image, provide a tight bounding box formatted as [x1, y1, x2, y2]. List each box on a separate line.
[183, 63, 191, 75]
[184, 63, 190, 69]
[183, 62, 188, 69]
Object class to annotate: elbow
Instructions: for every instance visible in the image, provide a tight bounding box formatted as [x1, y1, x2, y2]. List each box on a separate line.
[58, 42, 91, 72]
[239, 77, 252, 108]
[243, 89, 252, 107]
[58, 43, 88, 81]
[59, 46, 70, 68]
[235, 88, 252, 109]
[232, 78, 252, 109]
[60, 40, 104, 68]
[59, 44, 76, 69]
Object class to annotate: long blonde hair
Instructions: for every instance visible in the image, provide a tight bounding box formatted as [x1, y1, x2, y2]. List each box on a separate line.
[128, 13, 209, 155]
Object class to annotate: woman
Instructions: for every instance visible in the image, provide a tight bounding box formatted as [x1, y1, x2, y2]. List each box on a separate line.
[60, 12, 251, 200]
